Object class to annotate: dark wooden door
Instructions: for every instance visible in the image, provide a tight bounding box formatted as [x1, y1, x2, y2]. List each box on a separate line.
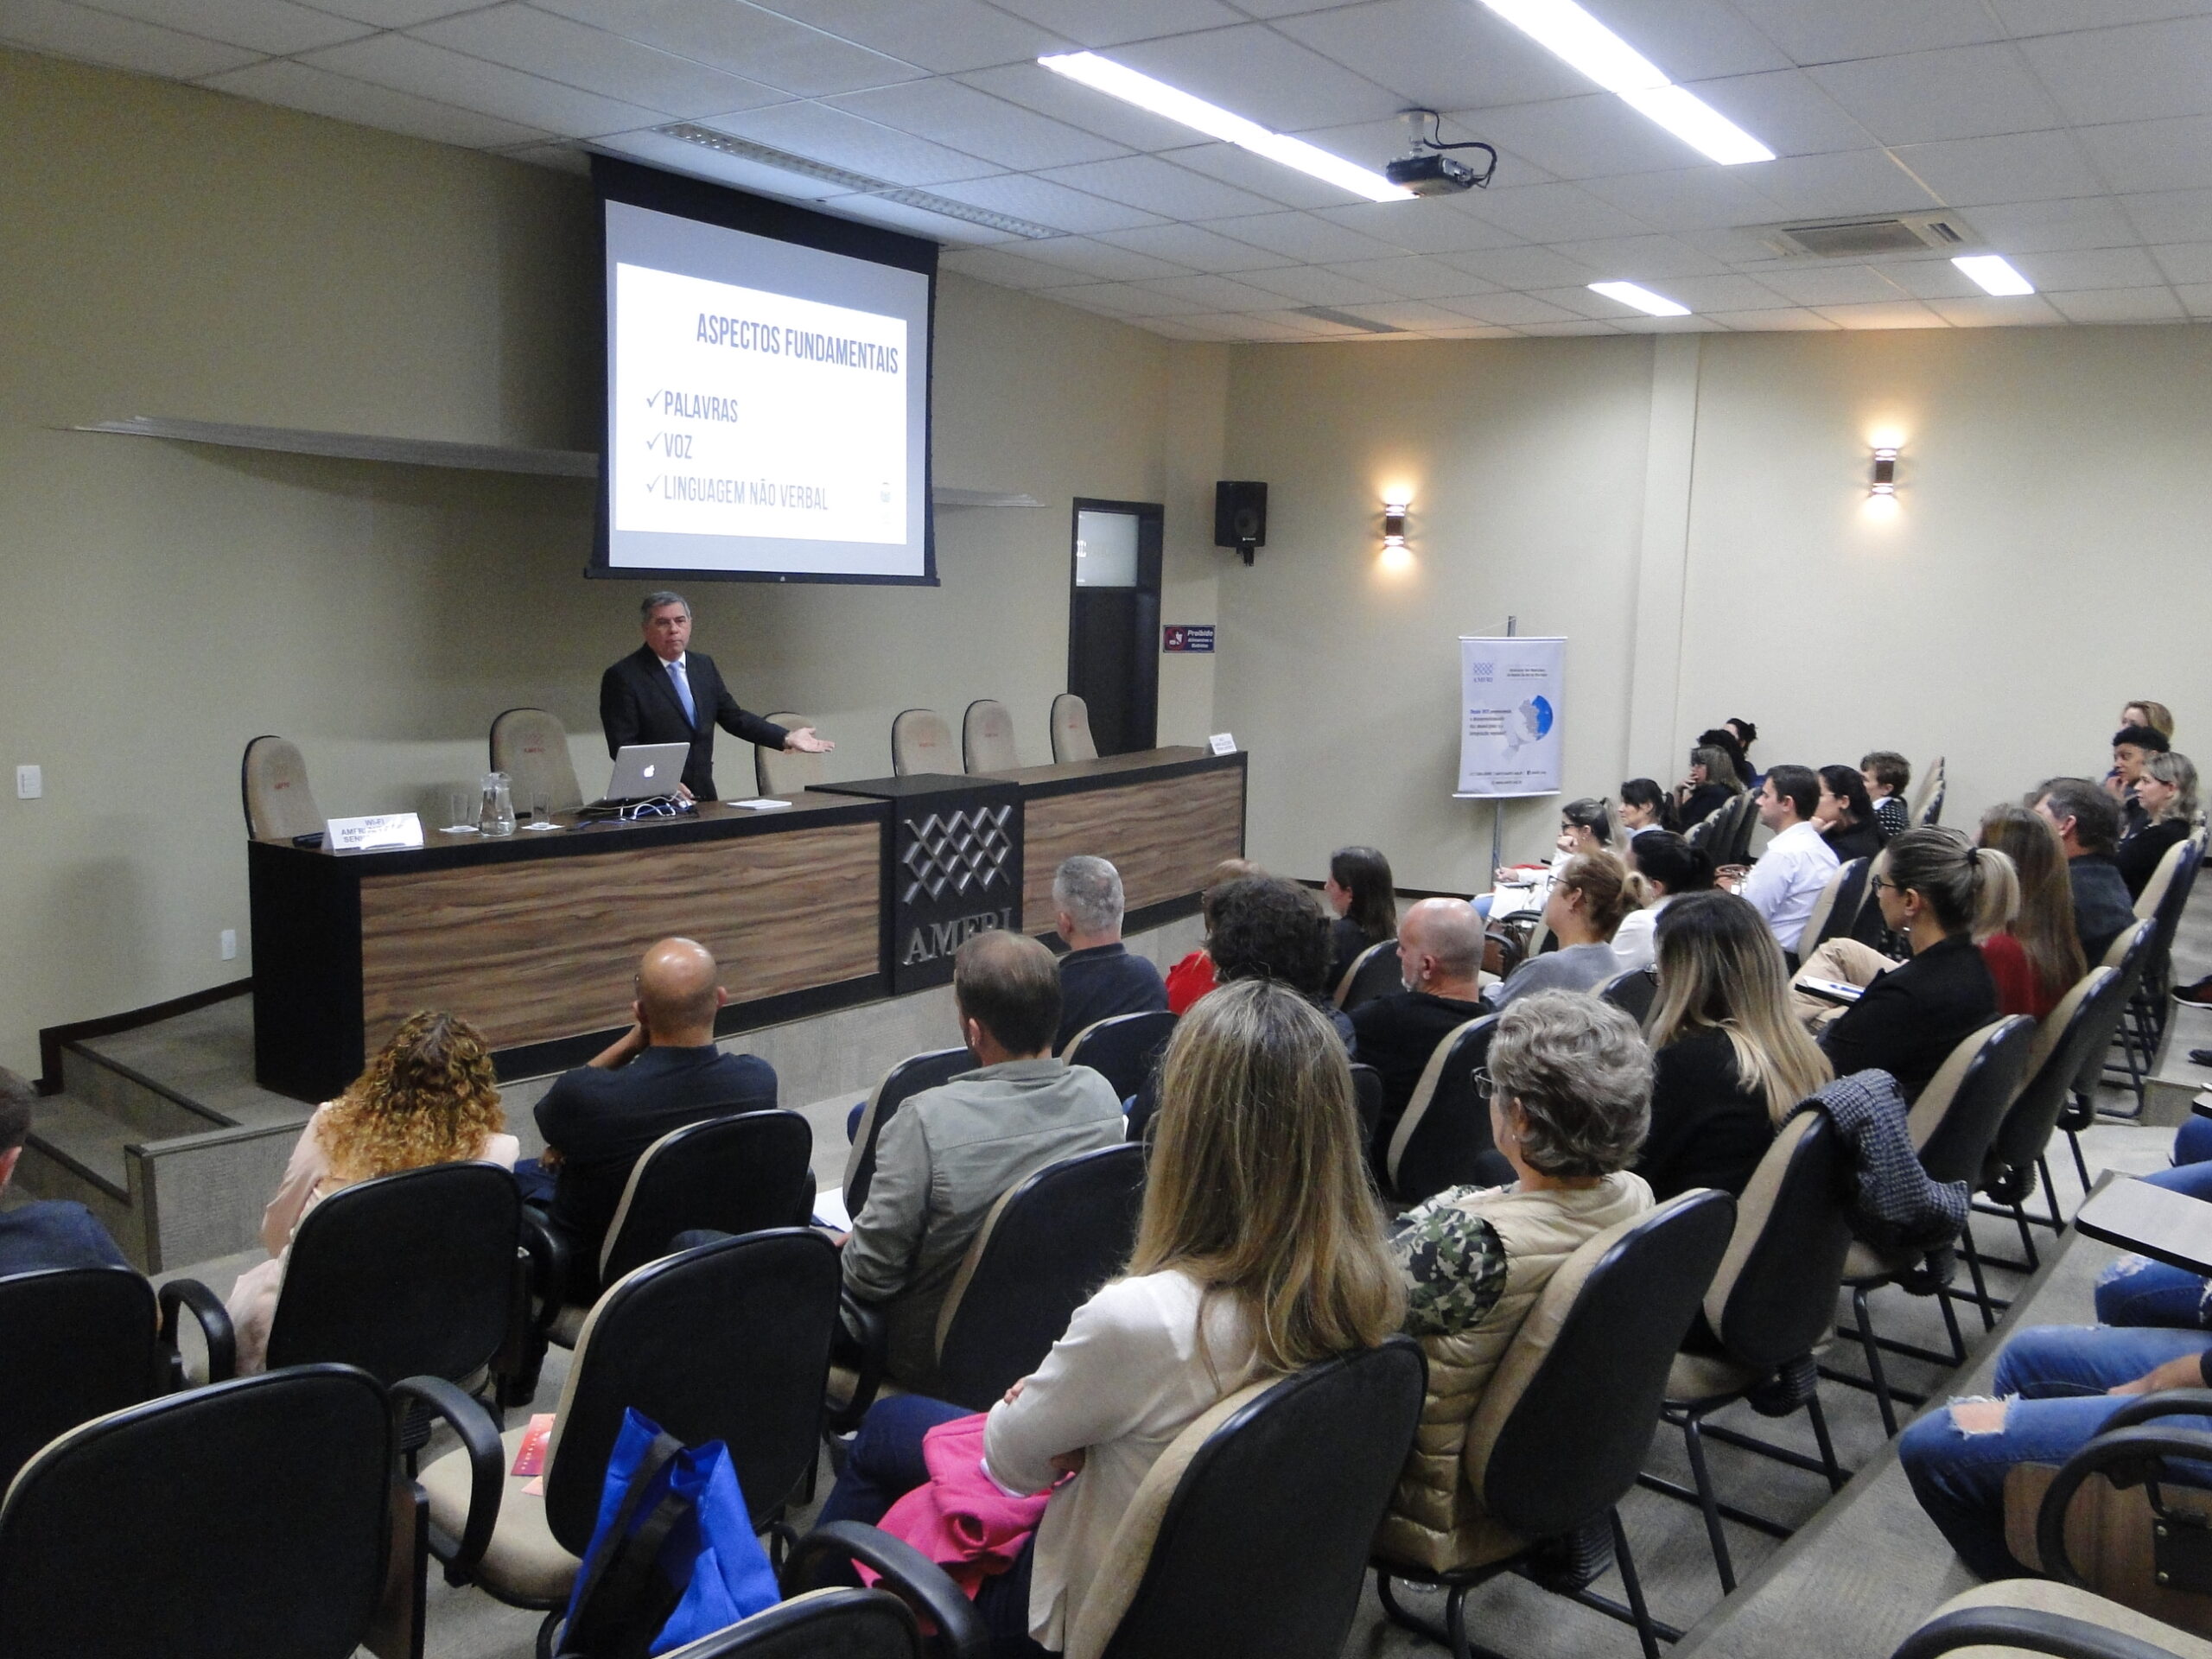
[1067, 499, 1163, 756]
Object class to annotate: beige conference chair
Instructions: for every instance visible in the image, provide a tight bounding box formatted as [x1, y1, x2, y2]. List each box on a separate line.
[755, 711, 824, 797]
[487, 708, 584, 816]
[890, 709, 958, 777]
[962, 699, 1019, 772]
[1051, 693, 1098, 764]
[240, 735, 323, 841]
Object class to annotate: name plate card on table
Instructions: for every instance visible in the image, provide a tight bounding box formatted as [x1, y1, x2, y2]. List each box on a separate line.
[325, 813, 425, 853]
[1209, 734, 1237, 756]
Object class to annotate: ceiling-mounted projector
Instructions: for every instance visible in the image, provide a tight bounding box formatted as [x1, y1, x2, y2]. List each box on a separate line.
[1388, 108, 1497, 196]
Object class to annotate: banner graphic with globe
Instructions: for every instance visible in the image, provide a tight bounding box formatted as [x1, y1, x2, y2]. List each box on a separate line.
[1455, 636, 1564, 798]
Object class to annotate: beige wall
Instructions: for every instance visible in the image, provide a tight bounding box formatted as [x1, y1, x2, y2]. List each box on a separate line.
[1216, 322, 2212, 892]
[0, 47, 1207, 1077]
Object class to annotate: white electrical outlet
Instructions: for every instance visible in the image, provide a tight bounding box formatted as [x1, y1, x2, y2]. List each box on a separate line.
[219, 929, 238, 961]
[15, 766, 40, 799]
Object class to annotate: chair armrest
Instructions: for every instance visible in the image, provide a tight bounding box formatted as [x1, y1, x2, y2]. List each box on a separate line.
[2037, 1421, 2212, 1587]
[157, 1277, 235, 1385]
[391, 1375, 505, 1582]
[519, 1210, 570, 1334]
[1894, 1606, 2190, 1659]
[783, 1521, 988, 1659]
[2101, 1389, 2212, 1433]
[825, 1295, 889, 1434]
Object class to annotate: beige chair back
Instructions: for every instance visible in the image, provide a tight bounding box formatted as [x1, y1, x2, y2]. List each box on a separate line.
[1907, 756, 1945, 826]
[963, 700, 1020, 773]
[241, 736, 323, 842]
[1904, 1018, 2009, 1149]
[891, 709, 958, 777]
[1052, 693, 1098, 764]
[488, 708, 584, 816]
[755, 712, 823, 798]
[1799, 863, 1849, 955]
[2135, 836, 2191, 922]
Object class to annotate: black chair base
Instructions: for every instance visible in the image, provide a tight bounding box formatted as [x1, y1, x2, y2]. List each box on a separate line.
[1376, 1510, 1675, 1659]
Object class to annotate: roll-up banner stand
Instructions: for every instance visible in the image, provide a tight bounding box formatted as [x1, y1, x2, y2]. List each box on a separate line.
[1454, 635, 1564, 799]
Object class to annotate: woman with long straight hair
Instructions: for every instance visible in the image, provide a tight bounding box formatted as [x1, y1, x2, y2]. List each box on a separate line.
[1816, 828, 2014, 1101]
[818, 980, 1403, 1656]
[1639, 892, 1832, 1198]
[1815, 764, 1886, 862]
[1977, 804, 2088, 1020]
[2116, 750, 2197, 899]
[1675, 745, 1741, 833]
[1324, 843, 1399, 992]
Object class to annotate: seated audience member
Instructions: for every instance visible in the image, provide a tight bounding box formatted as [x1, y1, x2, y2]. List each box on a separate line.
[1557, 798, 1614, 858]
[1487, 851, 1635, 1010]
[1674, 744, 1742, 836]
[2031, 778, 2136, 962]
[1816, 828, 2012, 1103]
[1618, 777, 1673, 835]
[1701, 725, 1753, 791]
[1862, 750, 1913, 840]
[2107, 722, 2171, 836]
[524, 938, 777, 1298]
[228, 1011, 518, 1373]
[1163, 857, 1262, 1016]
[821, 980, 1402, 1657]
[1049, 855, 1167, 1053]
[2124, 699, 2177, 741]
[2115, 749, 2196, 900]
[1737, 765, 1841, 957]
[1209, 874, 1356, 1051]
[1978, 804, 2088, 1020]
[1351, 897, 1489, 1153]
[1611, 830, 1717, 972]
[1639, 893, 1830, 1199]
[0, 1066, 130, 1275]
[1323, 843, 1399, 993]
[1901, 1322, 2212, 1583]
[842, 931, 1124, 1393]
[1723, 717, 1762, 787]
[1815, 764, 1886, 862]
[1376, 992, 1652, 1571]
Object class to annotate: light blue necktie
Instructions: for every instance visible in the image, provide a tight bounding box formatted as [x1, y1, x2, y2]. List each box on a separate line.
[668, 658, 696, 726]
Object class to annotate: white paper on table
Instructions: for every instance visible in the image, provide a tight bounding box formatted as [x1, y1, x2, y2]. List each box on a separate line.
[812, 1185, 852, 1231]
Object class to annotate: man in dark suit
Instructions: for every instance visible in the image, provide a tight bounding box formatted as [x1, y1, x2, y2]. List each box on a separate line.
[599, 590, 831, 801]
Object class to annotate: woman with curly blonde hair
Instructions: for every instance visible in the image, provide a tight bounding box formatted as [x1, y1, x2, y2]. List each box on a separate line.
[226, 1011, 517, 1371]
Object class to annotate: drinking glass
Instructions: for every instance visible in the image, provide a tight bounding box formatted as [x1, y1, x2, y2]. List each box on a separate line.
[448, 790, 477, 834]
[530, 791, 552, 830]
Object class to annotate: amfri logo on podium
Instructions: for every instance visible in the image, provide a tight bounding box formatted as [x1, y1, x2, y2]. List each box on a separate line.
[902, 907, 1013, 966]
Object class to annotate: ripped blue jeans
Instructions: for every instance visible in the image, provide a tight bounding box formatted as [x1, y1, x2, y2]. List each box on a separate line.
[2092, 1159, 2212, 1329]
[1898, 1324, 2212, 1580]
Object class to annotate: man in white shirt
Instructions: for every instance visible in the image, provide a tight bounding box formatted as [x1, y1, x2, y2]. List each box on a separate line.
[1734, 764, 1839, 957]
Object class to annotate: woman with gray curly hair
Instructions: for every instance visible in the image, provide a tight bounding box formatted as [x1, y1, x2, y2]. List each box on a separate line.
[1376, 989, 1656, 1566]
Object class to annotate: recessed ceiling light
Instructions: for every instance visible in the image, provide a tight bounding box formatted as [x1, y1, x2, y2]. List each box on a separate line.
[1589, 280, 1690, 317]
[1478, 0, 1775, 166]
[1038, 52, 1411, 203]
[1951, 254, 2035, 296]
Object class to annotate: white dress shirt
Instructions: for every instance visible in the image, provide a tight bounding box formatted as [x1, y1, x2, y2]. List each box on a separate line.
[1738, 819, 1840, 954]
[1611, 894, 1670, 972]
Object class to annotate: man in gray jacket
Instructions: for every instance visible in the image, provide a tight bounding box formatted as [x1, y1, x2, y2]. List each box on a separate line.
[841, 928, 1126, 1392]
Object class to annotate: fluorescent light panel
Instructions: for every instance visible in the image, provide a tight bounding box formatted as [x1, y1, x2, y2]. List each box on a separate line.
[1478, 0, 1774, 166]
[1037, 52, 1409, 203]
[1589, 280, 1689, 316]
[1952, 254, 2035, 296]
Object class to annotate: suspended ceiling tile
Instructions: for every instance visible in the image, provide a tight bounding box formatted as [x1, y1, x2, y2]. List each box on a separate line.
[1747, 149, 1944, 219]
[1700, 306, 1842, 329]
[88, 0, 368, 54]
[1513, 319, 1625, 334]
[1546, 232, 1730, 279]
[1232, 263, 1398, 303]
[2119, 188, 2212, 244]
[1923, 294, 2066, 325]
[530, 0, 925, 97]
[1473, 93, 1726, 181]
[296, 0, 483, 22]
[1863, 257, 1990, 299]
[938, 245, 1097, 287]
[2076, 116, 2212, 198]
[696, 100, 1004, 186]
[1161, 139, 1376, 210]
[2017, 14, 2212, 124]
[589, 127, 849, 196]
[2150, 241, 2212, 283]
[1109, 22, 1408, 132]
[1808, 44, 2064, 145]
[986, 0, 1245, 48]
[1580, 166, 1786, 234]
[1643, 271, 1796, 309]
[1811, 299, 1951, 327]
[828, 78, 1129, 169]
[494, 140, 591, 175]
[1725, 0, 2009, 65]
[1319, 255, 1500, 297]
[1433, 242, 1605, 288]
[1094, 221, 1300, 270]
[3, 0, 259, 79]
[2012, 245, 2169, 289]
[1887, 130, 2103, 207]
[1452, 181, 1650, 242]
[201, 56, 552, 146]
[1671, 68, 1876, 159]
[1007, 234, 1194, 280]
[1993, 0, 2212, 33]
[301, 34, 673, 137]
[2045, 284, 2188, 321]
[2171, 282, 2212, 316]
[1430, 289, 1582, 325]
[1036, 153, 1284, 218]
[1309, 198, 1529, 255]
[410, 5, 789, 119]
[749, 0, 1067, 73]
[924, 171, 1167, 232]
[1755, 263, 1909, 304]
[1268, 0, 1592, 114]
[1199, 209, 1408, 262]
[1138, 271, 1312, 308]
[1967, 194, 2143, 251]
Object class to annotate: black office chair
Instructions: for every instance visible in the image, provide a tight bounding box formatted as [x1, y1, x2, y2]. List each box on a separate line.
[846, 1047, 972, 1217]
[0, 1363, 429, 1659]
[1385, 1017, 1512, 1205]
[1335, 939, 1402, 1013]
[658, 1587, 931, 1659]
[1894, 1594, 2196, 1659]
[1599, 964, 1657, 1025]
[268, 1161, 522, 1415]
[423, 1230, 842, 1649]
[2093, 919, 2161, 1118]
[1350, 1062, 1384, 1156]
[1642, 1113, 1855, 1592]
[1375, 1190, 1738, 1659]
[0, 1264, 233, 1493]
[1063, 1009, 1178, 1102]
[595, 1108, 810, 1281]
[1725, 791, 1760, 866]
[813, 1339, 1427, 1659]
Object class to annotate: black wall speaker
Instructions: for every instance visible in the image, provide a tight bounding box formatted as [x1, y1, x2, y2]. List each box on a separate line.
[1214, 480, 1268, 564]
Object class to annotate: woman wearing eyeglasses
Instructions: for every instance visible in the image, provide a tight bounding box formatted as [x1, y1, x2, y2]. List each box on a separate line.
[1811, 828, 2013, 1103]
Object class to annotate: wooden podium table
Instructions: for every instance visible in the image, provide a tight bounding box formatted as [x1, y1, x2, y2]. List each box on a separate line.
[249, 746, 1246, 1101]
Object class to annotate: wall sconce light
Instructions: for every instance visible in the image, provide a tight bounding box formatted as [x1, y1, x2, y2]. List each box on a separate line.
[1382, 497, 1409, 548]
[1869, 446, 1898, 498]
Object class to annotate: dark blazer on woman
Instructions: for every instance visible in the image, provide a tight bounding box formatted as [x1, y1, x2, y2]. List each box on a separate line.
[1636, 1025, 1777, 1200]
[1824, 818, 1885, 864]
[1818, 932, 1998, 1103]
[2115, 817, 2189, 901]
[1678, 782, 1735, 834]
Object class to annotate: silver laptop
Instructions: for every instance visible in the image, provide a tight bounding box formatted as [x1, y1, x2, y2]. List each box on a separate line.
[605, 743, 691, 801]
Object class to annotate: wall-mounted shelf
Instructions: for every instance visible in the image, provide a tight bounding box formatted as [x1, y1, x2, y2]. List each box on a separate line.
[72, 416, 601, 477]
[933, 487, 1046, 508]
